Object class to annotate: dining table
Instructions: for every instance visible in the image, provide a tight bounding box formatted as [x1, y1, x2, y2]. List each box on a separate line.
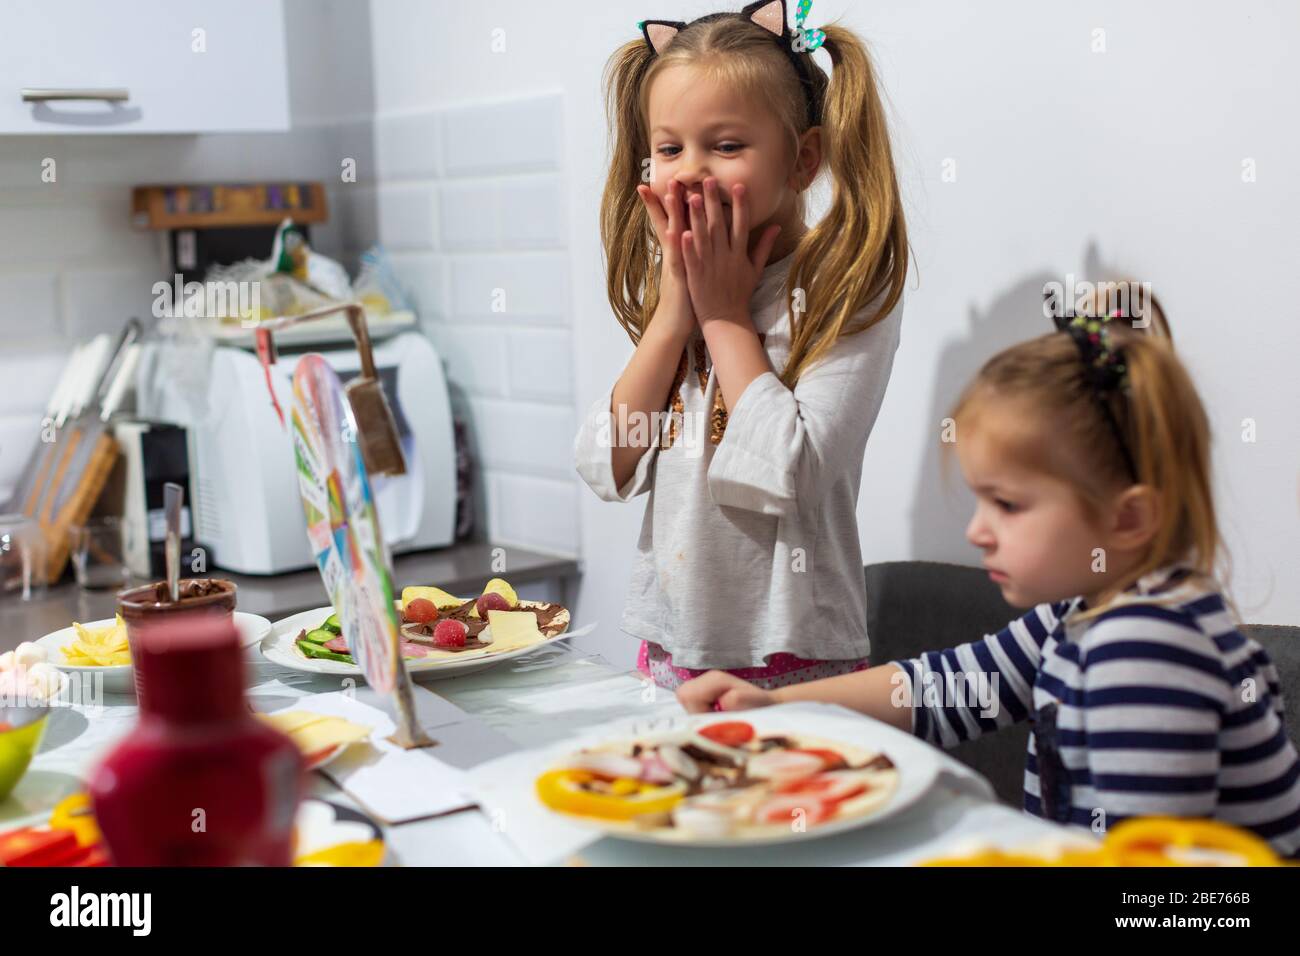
[3, 632, 1078, 866]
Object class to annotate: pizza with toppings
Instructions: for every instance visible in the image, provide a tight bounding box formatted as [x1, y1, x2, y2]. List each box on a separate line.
[535, 719, 900, 843]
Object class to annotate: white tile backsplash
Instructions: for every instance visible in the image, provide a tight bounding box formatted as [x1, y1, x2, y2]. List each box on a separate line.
[371, 91, 578, 552]
[0, 416, 40, 501]
[61, 268, 161, 338]
[377, 181, 438, 250]
[446, 253, 569, 324]
[437, 181, 501, 251]
[507, 328, 574, 402]
[486, 471, 579, 556]
[387, 251, 445, 319]
[497, 176, 566, 249]
[465, 397, 575, 480]
[0, 353, 66, 415]
[0, 271, 60, 343]
[376, 111, 440, 181]
[424, 324, 509, 399]
[441, 95, 563, 177]
[0, 190, 158, 268]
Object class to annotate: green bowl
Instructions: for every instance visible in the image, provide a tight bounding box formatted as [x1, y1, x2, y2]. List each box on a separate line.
[0, 706, 50, 801]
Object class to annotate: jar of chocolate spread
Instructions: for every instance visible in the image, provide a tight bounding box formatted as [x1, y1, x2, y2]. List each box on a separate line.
[117, 578, 238, 701]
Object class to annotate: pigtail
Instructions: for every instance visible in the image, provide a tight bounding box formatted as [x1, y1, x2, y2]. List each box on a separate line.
[1115, 332, 1219, 580]
[780, 23, 908, 388]
[600, 39, 661, 345]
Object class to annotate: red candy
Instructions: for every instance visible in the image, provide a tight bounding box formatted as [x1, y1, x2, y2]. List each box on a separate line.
[476, 592, 511, 617]
[432, 620, 467, 648]
[404, 598, 439, 625]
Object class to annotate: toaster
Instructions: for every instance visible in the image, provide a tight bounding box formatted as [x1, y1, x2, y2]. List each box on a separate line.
[183, 331, 456, 574]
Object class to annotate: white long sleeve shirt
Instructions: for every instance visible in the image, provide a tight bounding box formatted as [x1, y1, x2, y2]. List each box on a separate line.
[573, 253, 903, 669]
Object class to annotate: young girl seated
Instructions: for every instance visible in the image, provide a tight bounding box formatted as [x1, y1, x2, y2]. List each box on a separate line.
[677, 313, 1300, 856]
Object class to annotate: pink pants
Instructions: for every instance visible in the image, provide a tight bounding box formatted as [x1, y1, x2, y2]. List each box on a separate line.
[636, 640, 871, 692]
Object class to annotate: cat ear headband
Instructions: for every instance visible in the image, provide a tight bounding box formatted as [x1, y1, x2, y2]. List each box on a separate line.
[637, 0, 826, 125]
[1051, 308, 1139, 482]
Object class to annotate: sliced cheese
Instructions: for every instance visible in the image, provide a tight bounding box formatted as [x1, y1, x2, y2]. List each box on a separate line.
[289, 716, 372, 754]
[261, 710, 326, 735]
[261, 711, 372, 753]
[484, 610, 546, 653]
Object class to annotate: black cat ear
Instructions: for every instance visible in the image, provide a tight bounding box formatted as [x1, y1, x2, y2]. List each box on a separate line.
[1045, 290, 1069, 331]
[742, 0, 788, 37]
[639, 19, 686, 55]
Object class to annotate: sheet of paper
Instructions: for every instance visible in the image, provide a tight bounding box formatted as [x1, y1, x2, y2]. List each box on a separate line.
[265, 691, 474, 824]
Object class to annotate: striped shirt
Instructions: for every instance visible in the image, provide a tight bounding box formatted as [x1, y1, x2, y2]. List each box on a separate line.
[890, 563, 1300, 856]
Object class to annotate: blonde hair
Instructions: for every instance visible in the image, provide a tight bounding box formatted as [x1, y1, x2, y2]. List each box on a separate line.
[949, 323, 1221, 611]
[600, 15, 907, 388]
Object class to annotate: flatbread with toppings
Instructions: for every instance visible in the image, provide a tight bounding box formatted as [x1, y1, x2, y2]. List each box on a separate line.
[292, 577, 569, 666]
[397, 600, 569, 660]
[535, 719, 900, 843]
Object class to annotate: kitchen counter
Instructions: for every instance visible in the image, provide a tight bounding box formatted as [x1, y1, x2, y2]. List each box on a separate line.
[0, 541, 580, 651]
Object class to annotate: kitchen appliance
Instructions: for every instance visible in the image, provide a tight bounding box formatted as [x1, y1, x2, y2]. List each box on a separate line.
[185, 331, 455, 575]
[110, 421, 196, 579]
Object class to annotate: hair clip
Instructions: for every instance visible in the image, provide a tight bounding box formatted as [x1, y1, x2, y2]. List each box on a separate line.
[1056, 314, 1130, 394]
[1051, 312, 1138, 481]
[793, 0, 826, 51]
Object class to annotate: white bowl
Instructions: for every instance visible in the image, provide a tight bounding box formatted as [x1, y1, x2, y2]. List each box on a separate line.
[35, 612, 272, 695]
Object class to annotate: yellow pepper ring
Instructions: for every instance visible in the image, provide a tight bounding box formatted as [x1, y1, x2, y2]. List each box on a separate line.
[49, 793, 102, 849]
[535, 769, 686, 821]
[921, 850, 1069, 867]
[1103, 817, 1280, 867]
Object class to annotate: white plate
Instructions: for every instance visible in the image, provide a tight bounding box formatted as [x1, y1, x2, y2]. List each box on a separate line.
[531, 707, 942, 849]
[261, 604, 574, 682]
[35, 612, 273, 694]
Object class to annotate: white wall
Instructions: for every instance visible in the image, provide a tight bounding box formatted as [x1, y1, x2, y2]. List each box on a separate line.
[859, 0, 1300, 630]
[366, 3, 588, 561]
[368, 0, 1300, 670]
[366, 85, 579, 559]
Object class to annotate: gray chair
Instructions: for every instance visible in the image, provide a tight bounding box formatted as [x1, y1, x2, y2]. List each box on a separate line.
[1241, 625, 1300, 753]
[864, 560, 1029, 806]
[865, 561, 1300, 806]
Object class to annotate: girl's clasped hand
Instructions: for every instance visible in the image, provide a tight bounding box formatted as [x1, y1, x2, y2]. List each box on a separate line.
[636, 177, 782, 329]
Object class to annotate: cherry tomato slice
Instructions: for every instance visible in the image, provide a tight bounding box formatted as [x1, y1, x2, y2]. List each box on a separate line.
[792, 748, 847, 770]
[697, 721, 755, 747]
[755, 794, 832, 826]
[777, 770, 865, 801]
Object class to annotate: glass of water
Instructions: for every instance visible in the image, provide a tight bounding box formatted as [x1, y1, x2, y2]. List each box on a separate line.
[0, 514, 47, 601]
[69, 517, 130, 591]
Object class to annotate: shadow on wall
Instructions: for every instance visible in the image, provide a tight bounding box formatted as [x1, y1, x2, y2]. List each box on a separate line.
[907, 241, 1123, 566]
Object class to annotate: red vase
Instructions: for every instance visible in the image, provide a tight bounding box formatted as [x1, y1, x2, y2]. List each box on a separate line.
[89, 612, 305, 866]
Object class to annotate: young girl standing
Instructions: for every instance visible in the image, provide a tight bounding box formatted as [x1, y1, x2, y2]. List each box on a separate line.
[574, 0, 908, 689]
[678, 316, 1300, 856]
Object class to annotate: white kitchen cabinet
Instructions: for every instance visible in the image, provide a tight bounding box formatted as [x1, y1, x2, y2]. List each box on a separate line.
[0, 0, 288, 134]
